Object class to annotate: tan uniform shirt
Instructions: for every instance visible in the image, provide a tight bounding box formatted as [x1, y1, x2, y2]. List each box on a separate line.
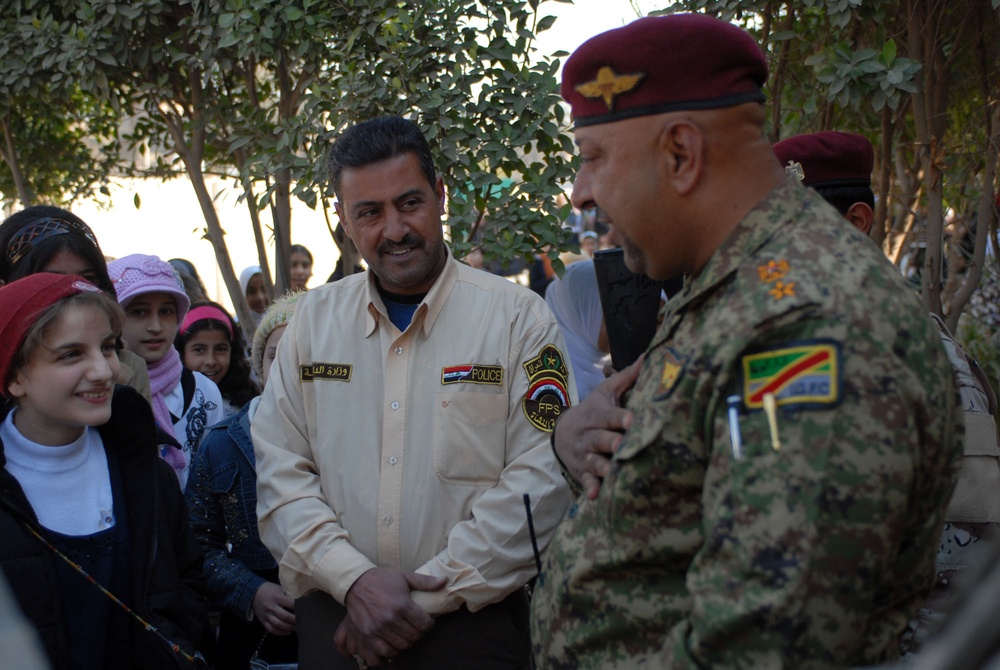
[253, 253, 574, 615]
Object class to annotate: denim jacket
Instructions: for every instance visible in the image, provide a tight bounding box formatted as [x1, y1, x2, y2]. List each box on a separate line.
[185, 397, 276, 620]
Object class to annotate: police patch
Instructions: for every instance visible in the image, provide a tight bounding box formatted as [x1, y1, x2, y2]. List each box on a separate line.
[442, 364, 504, 386]
[741, 341, 840, 410]
[521, 344, 571, 432]
[654, 348, 687, 400]
[300, 362, 352, 382]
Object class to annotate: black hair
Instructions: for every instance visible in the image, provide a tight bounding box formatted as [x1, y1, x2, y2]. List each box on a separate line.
[0, 206, 116, 297]
[289, 244, 313, 264]
[169, 258, 209, 302]
[174, 301, 259, 408]
[328, 116, 436, 200]
[814, 185, 875, 218]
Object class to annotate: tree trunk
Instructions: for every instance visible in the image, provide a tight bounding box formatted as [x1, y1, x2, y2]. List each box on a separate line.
[945, 104, 999, 332]
[0, 116, 33, 207]
[908, 0, 944, 316]
[872, 107, 893, 248]
[271, 168, 292, 295]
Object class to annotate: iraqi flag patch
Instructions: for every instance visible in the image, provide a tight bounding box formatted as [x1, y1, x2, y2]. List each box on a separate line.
[521, 344, 571, 432]
[741, 340, 841, 410]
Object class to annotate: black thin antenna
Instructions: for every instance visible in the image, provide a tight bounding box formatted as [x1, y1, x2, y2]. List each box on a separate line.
[523, 493, 543, 576]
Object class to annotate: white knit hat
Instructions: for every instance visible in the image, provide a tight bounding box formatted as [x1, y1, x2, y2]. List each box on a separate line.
[251, 290, 305, 380]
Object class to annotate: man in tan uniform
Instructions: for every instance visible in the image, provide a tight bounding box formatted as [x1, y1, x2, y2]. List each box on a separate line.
[253, 116, 573, 669]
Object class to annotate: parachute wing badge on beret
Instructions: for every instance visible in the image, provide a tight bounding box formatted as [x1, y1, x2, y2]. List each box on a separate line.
[741, 341, 841, 411]
[522, 344, 571, 432]
[575, 66, 646, 111]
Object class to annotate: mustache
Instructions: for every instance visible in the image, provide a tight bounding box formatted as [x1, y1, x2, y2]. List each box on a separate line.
[583, 205, 613, 225]
[378, 234, 424, 255]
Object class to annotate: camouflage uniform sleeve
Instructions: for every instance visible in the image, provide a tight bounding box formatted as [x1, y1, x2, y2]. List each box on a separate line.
[658, 309, 960, 667]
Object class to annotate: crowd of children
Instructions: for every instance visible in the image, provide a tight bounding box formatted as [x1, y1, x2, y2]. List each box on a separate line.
[0, 205, 308, 668]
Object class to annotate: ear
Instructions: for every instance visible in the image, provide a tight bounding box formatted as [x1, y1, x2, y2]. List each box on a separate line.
[658, 120, 703, 195]
[846, 201, 873, 236]
[334, 200, 355, 242]
[435, 177, 446, 215]
[7, 370, 27, 400]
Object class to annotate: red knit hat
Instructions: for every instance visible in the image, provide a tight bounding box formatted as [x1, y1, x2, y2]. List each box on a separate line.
[772, 131, 874, 189]
[561, 14, 768, 128]
[0, 273, 100, 393]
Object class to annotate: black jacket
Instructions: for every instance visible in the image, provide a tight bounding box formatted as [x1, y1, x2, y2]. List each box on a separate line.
[0, 386, 210, 669]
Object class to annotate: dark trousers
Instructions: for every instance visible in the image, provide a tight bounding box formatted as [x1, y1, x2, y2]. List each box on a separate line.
[296, 589, 531, 670]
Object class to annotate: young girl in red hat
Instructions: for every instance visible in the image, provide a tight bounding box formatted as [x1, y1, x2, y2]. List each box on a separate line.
[0, 273, 209, 669]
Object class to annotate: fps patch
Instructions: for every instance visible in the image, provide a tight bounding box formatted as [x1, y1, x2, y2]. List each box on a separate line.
[522, 344, 571, 432]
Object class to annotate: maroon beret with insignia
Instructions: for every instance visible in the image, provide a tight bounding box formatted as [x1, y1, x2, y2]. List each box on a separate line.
[561, 14, 768, 128]
[772, 131, 874, 189]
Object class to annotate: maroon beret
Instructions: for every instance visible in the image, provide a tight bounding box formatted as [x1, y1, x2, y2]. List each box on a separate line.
[0, 273, 99, 393]
[561, 14, 768, 128]
[772, 131, 874, 189]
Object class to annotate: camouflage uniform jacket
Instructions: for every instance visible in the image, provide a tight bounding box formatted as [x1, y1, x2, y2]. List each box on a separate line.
[530, 178, 963, 669]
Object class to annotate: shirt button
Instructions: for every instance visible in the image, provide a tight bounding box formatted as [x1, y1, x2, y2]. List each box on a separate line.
[391, 401, 400, 410]
[389, 456, 398, 465]
[383, 515, 393, 526]
[395, 346, 403, 355]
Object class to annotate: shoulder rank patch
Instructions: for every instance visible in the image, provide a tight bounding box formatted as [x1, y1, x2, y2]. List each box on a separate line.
[767, 280, 796, 301]
[741, 341, 840, 410]
[757, 259, 790, 283]
[654, 347, 687, 400]
[442, 364, 504, 386]
[300, 362, 352, 382]
[521, 344, 571, 432]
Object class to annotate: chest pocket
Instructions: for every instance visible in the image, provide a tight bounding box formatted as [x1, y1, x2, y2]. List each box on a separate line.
[433, 390, 508, 486]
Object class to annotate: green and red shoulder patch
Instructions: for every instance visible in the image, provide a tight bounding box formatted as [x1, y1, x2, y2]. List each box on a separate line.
[741, 340, 841, 410]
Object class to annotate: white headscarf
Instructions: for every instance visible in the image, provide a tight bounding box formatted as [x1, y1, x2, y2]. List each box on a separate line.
[239, 265, 265, 322]
[239, 265, 262, 297]
[545, 260, 610, 400]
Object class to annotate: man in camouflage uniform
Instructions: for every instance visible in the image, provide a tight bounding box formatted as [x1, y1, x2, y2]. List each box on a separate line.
[529, 14, 964, 669]
[773, 130, 1000, 652]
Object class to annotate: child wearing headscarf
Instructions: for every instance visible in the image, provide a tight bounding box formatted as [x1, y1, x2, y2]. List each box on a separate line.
[108, 254, 225, 488]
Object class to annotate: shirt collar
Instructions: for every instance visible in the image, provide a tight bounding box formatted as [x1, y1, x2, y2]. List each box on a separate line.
[669, 176, 806, 315]
[363, 245, 457, 338]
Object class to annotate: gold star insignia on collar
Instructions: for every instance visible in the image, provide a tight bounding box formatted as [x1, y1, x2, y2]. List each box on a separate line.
[757, 259, 790, 284]
[785, 160, 805, 181]
[575, 66, 646, 111]
[768, 281, 797, 301]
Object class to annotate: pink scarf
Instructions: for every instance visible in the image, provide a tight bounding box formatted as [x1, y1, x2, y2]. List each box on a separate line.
[146, 348, 186, 476]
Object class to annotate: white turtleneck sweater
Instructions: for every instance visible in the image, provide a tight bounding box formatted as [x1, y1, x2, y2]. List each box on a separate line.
[2, 412, 114, 536]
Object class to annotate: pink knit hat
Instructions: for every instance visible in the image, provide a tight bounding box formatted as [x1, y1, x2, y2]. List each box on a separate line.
[107, 253, 190, 321]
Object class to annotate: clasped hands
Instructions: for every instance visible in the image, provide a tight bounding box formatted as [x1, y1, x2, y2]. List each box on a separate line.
[335, 567, 446, 667]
